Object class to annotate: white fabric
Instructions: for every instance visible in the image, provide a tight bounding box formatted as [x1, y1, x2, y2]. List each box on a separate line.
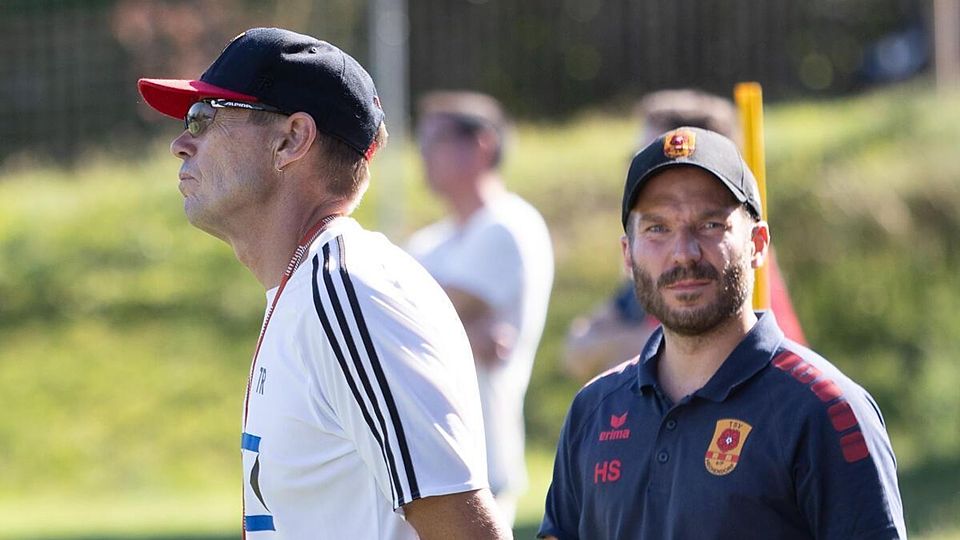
[407, 192, 554, 497]
[241, 217, 488, 539]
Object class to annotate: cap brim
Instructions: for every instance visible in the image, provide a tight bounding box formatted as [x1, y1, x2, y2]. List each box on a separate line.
[137, 78, 259, 119]
[621, 161, 751, 229]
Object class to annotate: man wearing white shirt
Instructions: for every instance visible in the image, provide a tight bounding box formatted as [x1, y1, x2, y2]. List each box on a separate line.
[138, 28, 509, 539]
[408, 91, 554, 526]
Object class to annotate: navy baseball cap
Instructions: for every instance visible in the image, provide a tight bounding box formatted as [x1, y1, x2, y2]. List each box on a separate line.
[138, 27, 384, 157]
[621, 126, 762, 229]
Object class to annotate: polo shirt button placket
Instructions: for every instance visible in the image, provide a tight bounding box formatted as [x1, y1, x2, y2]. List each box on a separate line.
[655, 414, 676, 467]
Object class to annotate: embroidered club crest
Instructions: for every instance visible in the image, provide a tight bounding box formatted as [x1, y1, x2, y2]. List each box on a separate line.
[704, 418, 752, 476]
[663, 128, 697, 158]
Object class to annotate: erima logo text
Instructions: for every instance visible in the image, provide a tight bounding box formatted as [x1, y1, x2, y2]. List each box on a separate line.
[599, 412, 631, 441]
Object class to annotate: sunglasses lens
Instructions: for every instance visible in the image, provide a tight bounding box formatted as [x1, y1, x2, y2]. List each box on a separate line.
[186, 118, 202, 136]
[184, 102, 215, 137]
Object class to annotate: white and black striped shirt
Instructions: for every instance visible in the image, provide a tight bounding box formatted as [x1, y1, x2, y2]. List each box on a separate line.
[241, 217, 488, 538]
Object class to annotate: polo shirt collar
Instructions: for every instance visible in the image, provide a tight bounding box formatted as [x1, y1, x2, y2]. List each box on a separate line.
[635, 311, 785, 402]
[636, 330, 664, 393]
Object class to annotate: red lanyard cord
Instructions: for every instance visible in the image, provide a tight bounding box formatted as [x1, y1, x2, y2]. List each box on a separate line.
[242, 214, 340, 427]
[241, 214, 340, 536]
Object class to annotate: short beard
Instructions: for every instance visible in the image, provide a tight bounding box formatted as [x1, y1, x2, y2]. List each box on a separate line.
[632, 254, 751, 336]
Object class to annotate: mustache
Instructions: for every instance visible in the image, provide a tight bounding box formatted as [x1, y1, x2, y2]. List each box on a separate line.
[656, 263, 720, 288]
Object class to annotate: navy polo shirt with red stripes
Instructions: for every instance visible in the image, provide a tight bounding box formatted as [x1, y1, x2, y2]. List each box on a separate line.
[540, 311, 905, 540]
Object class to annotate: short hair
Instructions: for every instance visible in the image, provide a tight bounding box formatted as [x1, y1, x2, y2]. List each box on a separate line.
[417, 90, 510, 167]
[248, 109, 282, 127]
[636, 89, 740, 144]
[315, 122, 389, 205]
[249, 111, 388, 209]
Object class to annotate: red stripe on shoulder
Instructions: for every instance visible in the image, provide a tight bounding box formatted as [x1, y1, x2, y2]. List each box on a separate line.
[811, 379, 843, 402]
[773, 349, 866, 463]
[771, 351, 803, 371]
[827, 400, 858, 432]
[839, 430, 870, 463]
[792, 362, 822, 384]
[772, 351, 842, 403]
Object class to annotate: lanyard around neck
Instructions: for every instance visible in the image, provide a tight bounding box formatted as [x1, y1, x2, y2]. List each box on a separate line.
[242, 214, 340, 426]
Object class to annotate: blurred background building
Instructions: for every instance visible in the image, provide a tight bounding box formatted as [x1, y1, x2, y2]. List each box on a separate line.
[0, 0, 939, 164]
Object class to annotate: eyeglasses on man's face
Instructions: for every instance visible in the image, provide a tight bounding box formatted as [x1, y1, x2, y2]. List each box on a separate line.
[183, 99, 286, 137]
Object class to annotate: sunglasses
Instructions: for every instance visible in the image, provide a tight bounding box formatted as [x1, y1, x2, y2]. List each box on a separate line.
[183, 99, 286, 137]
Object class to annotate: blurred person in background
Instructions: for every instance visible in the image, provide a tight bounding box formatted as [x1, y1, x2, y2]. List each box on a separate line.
[540, 127, 905, 539]
[562, 89, 806, 382]
[407, 91, 554, 527]
[138, 28, 510, 539]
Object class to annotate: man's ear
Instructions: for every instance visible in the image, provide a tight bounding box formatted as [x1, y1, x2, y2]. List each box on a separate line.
[750, 221, 771, 269]
[475, 127, 500, 167]
[620, 234, 634, 276]
[275, 112, 318, 171]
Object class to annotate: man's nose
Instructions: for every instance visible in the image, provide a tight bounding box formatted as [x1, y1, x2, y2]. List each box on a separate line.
[170, 131, 194, 160]
[671, 227, 702, 266]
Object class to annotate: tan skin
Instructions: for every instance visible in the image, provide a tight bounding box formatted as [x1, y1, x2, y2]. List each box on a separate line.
[404, 488, 512, 539]
[171, 108, 342, 288]
[559, 122, 746, 383]
[171, 107, 510, 539]
[619, 167, 769, 403]
[417, 114, 516, 367]
[543, 168, 769, 540]
[562, 299, 657, 381]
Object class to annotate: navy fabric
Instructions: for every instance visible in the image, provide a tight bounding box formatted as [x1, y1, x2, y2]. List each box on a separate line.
[201, 27, 383, 156]
[621, 127, 761, 229]
[540, 312, 905, 540]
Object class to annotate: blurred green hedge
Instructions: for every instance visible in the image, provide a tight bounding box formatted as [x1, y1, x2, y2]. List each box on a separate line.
[1, 83, 958, 526]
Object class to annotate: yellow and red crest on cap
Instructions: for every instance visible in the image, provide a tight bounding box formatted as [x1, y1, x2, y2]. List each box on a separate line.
[663, 128, 697, 158]
[704, 418, 752, 476]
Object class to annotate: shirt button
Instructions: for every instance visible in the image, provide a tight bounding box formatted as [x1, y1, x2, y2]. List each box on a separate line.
[657, 451, 669, 463]
[666, 419, 677, 430]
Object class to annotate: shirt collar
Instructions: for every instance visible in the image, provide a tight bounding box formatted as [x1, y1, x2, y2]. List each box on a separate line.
[635, 311, 785, 402]
[636, 330, 664, 394]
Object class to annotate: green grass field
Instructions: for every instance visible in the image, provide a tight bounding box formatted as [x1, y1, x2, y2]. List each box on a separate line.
[2, 82, 960, 538]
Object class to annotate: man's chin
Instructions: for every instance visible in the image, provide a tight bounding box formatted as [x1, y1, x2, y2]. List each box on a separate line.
[184, 206, 204, 229]
[658, 305, 725, 335]
[661, 303, 749, 336]
[184, 209, 227, 241]
[662, 294, 714, 313]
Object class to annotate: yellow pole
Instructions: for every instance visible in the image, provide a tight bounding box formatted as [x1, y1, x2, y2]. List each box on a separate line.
[734, 82, 770, 310]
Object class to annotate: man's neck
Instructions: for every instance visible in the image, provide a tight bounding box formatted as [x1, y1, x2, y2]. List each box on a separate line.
[228, 194, 344, 290]
[657, 309, 758, 403]
[447, 172, 506, 224]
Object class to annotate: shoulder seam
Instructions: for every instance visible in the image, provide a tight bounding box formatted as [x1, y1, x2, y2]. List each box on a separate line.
[309, 237, 420, 507]
[333, 237, 422, 501]
[569, 362, 639, 444]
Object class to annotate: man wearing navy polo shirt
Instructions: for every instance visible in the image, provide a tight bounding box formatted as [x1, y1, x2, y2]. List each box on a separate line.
[540, 127, 906, 539]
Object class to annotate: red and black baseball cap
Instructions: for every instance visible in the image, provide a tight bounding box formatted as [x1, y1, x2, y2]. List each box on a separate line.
[621, 126, 762, 230]
[138, 27, 384, 157]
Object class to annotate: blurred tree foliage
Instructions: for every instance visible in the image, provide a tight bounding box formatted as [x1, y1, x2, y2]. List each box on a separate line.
[0, 0, 931, 163]
[764, 88, 960, 464]
[0, 83, 958, 506]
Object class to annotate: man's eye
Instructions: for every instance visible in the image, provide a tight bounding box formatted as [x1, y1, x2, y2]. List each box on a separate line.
[186, 115, 212, 136]
[646, 225, 666, 233]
